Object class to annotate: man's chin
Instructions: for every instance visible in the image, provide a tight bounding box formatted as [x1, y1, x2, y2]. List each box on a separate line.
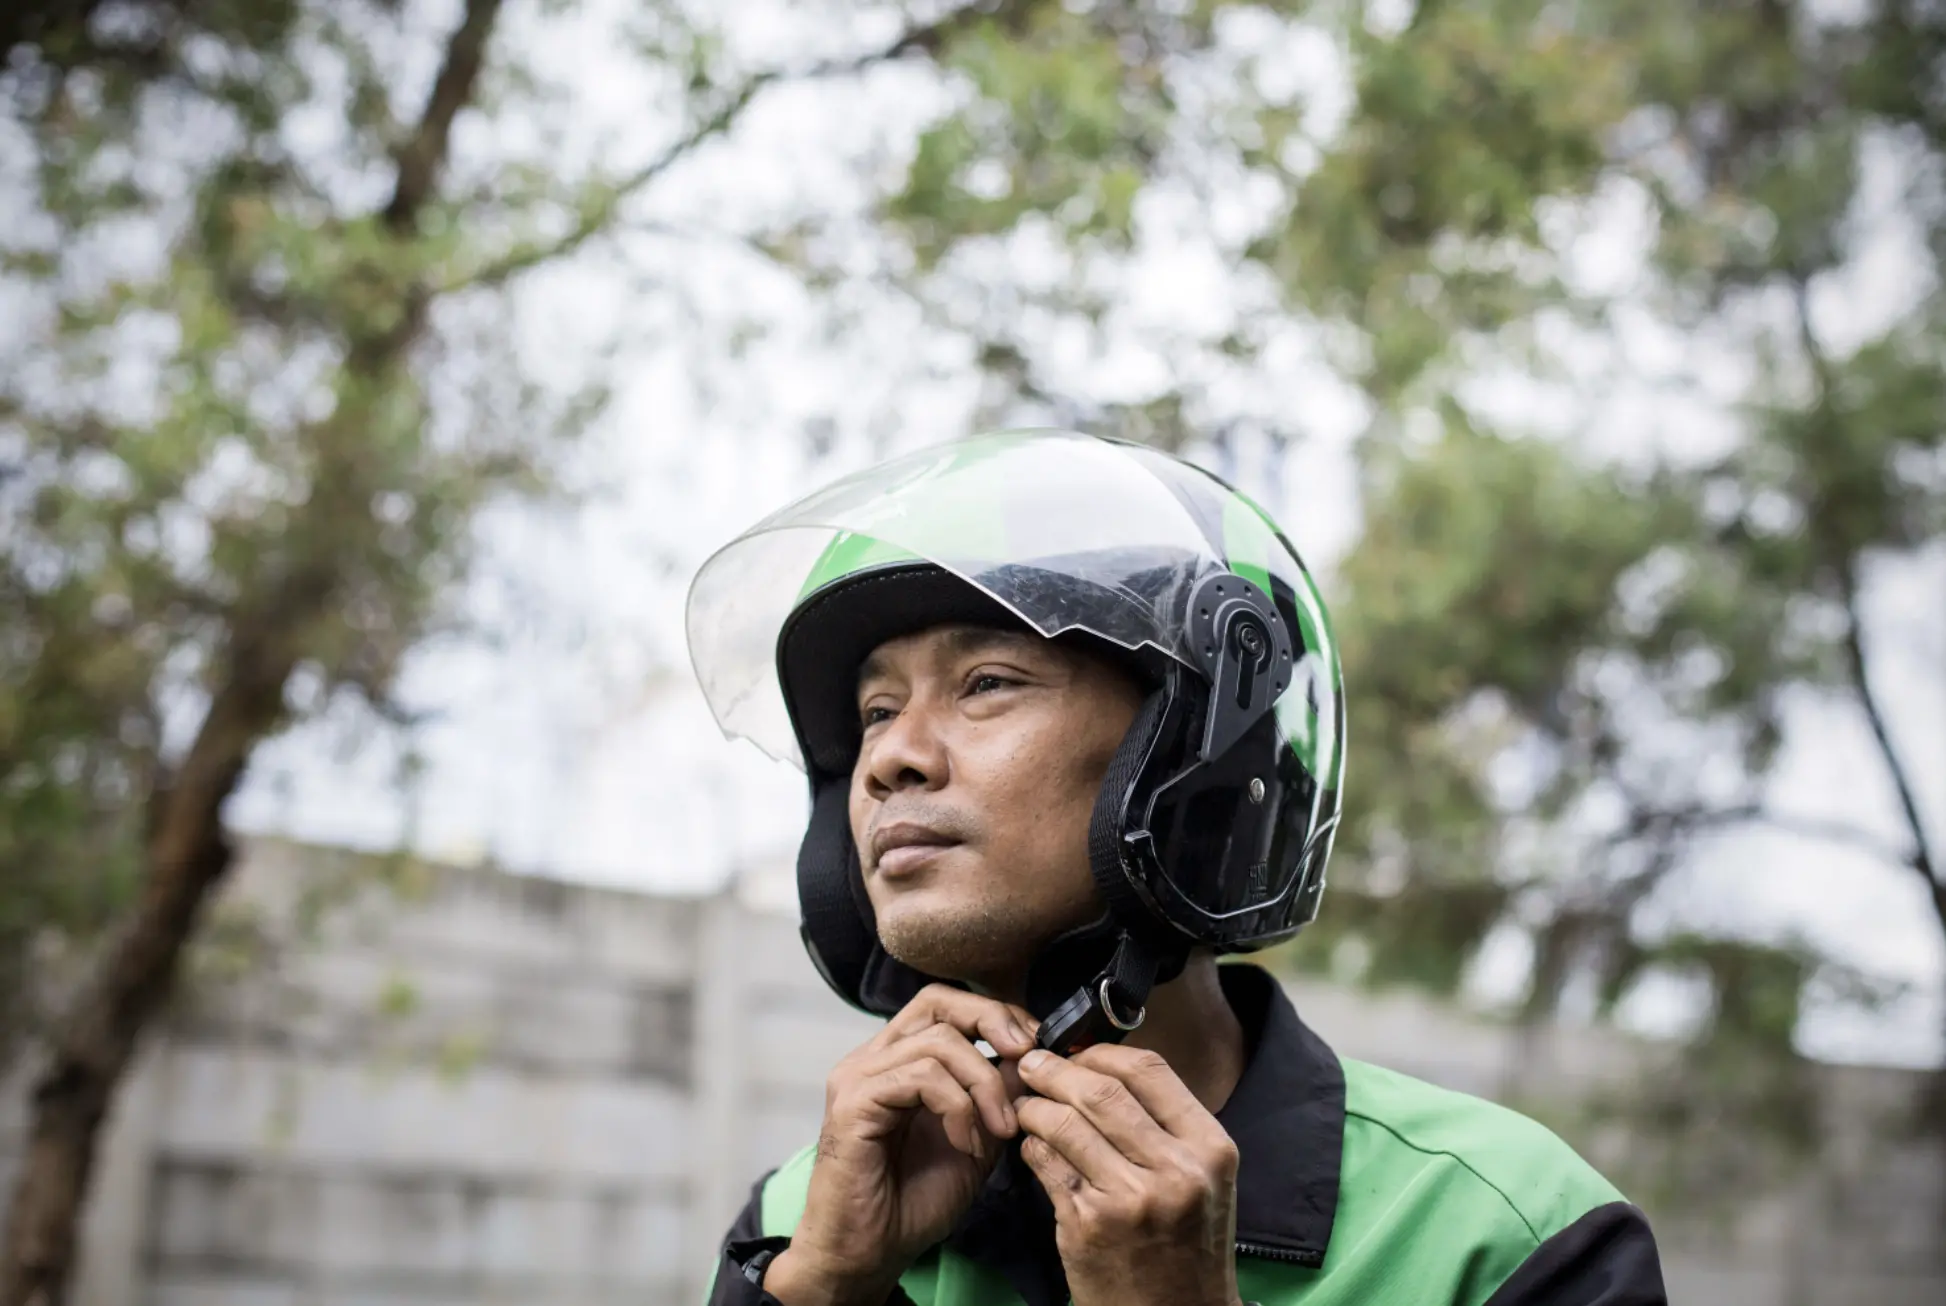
[874, 898, 1035, 987]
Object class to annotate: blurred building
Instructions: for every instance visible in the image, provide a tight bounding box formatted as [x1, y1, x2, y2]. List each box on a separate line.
[1, 839, 1939, 1306]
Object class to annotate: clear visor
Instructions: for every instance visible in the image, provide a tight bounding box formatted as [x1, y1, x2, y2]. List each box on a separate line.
[685, 430, 1309, 768]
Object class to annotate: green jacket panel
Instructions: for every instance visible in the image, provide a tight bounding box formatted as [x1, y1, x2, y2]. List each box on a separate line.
[752, 1058, 1629, 1306]
[708, 968, 1665, 1306]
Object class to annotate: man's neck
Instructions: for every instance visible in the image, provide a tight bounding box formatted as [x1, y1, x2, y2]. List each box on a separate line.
[1122, 953, 1247, 1115]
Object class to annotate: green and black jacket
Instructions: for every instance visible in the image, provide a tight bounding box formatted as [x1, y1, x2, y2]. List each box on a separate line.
[706, 966, 1668, 1306]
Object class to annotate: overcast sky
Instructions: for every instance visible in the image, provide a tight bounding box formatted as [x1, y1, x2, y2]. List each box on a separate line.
[223, 0, 1944, 1068]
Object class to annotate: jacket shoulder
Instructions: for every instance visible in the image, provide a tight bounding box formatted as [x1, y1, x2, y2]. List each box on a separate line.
[1340, 1056, 1623, 1244]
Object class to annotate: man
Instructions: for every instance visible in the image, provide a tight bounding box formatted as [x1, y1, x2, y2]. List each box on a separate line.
[685, 430, 1668, 1306]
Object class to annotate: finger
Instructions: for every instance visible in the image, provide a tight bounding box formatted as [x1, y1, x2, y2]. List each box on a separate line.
[859, 1024, 1018, 1139]
[875, 984, 1038, 1058]
[1015, 1094, 1130, 1189]
[1017, 1048, 1174, 1165]
[856, 1057, 987, 1159]
[997, 1056, 1027, 1105]
[1017, 1131, 1085, 1215]
[1070, 1044, 1218, 1143]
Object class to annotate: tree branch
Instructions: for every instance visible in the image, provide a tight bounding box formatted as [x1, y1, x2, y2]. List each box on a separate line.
[1785, 277, 1943, 924]
[1837, 561, 1944, 914]
[0, 566, 326, 1306]
[446, 70, 774, 293]
[1598, 794, 1756, 848]
[384, 0, 504, 233]
[444, 0, 1023, 293]
[1599, 791, 1919, 871]
[1760, 810, 1920, 871]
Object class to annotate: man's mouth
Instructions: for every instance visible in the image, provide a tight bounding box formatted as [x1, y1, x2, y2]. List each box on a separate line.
[871, 821, 960, 880]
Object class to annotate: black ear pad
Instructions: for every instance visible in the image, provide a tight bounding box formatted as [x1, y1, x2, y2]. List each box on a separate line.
[797, 772, 949, 1016]
[796, 775, 874, 1007]
[1088, 688, 1170, 928]
[1093, 688, 1194, 985]
[857, 937, 937, 1014]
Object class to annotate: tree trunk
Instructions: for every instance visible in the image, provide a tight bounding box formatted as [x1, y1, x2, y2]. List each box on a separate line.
[0, 4, 503, 1299]
[0, 622, 300, 1306]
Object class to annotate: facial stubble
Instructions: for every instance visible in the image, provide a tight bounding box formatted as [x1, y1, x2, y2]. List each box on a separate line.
[873, 891, 1048, 994]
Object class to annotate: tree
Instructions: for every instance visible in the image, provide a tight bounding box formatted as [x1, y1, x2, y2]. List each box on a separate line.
[1304, 0, 1944, 1111]
[857, 0, 1943, 1174]
[0, 2, 1126, 1299]
[0, 4, 537, 1296]
[7, 0, 1939, 1295]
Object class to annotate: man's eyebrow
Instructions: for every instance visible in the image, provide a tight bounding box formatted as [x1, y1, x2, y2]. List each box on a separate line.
[854, 626, 1038, 695]
[857, 649, 892, 690]
[938, 624, 1036, 660]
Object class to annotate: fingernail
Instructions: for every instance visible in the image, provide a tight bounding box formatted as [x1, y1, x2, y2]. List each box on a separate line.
[1021, 1049, 1049, 1072]
[971, 1132, 985, 1161]
[1009, 1020, 1032, 1047]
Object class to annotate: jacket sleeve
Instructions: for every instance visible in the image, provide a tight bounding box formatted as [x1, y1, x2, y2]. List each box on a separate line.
[705, 1172, 788, 1306]
[1481, 1202, 1669, 1306]
[703, 1172, 919, 1306]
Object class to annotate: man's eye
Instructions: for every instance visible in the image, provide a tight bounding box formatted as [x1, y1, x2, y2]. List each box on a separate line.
[968, 673, 1015, 695]
[861, 705, 897, 728]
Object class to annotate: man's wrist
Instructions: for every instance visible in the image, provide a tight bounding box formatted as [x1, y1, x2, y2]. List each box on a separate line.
[761, 1244, 902, 1306]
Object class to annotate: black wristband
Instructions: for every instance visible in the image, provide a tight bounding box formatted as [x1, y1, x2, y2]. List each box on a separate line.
[726, 1234, 792, 1288]
[723, 1235, 921, 1306]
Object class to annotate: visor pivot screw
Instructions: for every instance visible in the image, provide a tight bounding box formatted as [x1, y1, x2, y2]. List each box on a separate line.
[1239, 623, 1266, 657]
[1248, 778, 1266, 804]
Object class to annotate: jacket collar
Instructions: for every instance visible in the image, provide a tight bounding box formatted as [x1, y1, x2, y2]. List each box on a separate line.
[943, 964, 1345, 1305]
[1216, 962, 1345, 1267]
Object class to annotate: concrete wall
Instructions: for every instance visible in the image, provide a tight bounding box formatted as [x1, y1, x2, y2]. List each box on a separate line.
[2, 841, 874, 1306]
[3, 838, 1940, 1305]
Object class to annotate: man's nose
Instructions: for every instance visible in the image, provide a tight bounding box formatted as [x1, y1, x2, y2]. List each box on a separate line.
[861, 701, 949, 799]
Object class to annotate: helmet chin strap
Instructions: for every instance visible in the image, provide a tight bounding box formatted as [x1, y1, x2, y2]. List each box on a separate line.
[1034, 927, 1184, 1055]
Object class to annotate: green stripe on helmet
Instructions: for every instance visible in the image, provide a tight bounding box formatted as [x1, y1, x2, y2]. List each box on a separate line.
[1221, 490, 1343, 791]
[796, 434, 1044, 602]
[798, 531, 924, 600]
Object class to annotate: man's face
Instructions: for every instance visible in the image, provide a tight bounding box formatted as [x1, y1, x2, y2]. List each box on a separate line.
[848, 623, 1145, 997]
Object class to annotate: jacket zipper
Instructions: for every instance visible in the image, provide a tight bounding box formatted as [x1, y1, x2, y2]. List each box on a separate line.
[1234, 1240, 1325, 1269]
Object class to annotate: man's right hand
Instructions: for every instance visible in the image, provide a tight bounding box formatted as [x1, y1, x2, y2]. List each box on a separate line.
[763, 985, 1039, 1306]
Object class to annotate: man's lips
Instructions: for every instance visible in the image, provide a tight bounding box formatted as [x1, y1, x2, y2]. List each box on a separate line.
[870, 821, 961, 879]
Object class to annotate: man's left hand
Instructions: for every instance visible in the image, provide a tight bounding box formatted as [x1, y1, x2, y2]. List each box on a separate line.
[1013, 1044, 1243, 1306]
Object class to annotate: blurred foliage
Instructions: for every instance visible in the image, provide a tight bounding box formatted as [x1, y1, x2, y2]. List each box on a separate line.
[2, 0, 1942, 1270]
[0, 0, 1014, 1066]
[0, 2, 1092, 1296]
[1313, 0, 1944, 1094]
[877, 0, 1944, 1165]
[2, 0, 540, 1067]
[1590, 935, 1825, 1207]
